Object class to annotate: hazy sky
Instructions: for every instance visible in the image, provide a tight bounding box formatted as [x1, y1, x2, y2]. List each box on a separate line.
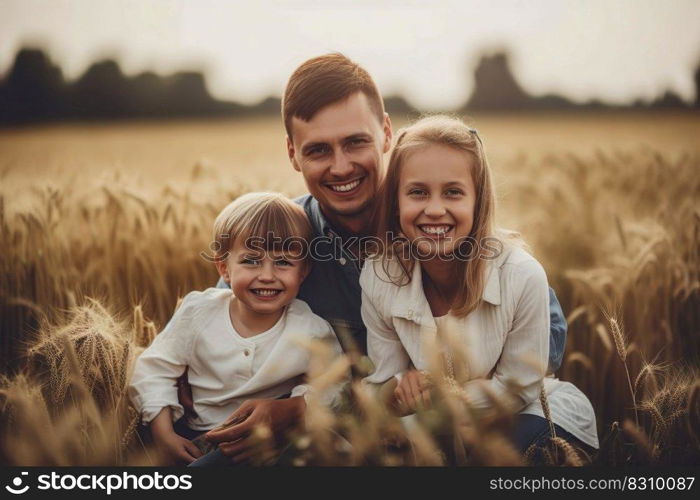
[1, 0, 699, 109]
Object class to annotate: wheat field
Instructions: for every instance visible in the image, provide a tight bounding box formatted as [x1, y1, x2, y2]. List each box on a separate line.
[1, 112, 699, 466]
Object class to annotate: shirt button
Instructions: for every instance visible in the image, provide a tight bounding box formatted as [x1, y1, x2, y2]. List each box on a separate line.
[339, 257, 347, 266]
[244, 349, 250, 356]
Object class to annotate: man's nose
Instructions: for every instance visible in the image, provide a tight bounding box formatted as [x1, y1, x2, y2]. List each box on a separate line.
[424, 196, 447, 217]
[329, 149, 354, 178]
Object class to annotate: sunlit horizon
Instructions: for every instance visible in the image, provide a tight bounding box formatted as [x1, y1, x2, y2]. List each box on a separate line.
[1, 0, 700, 109]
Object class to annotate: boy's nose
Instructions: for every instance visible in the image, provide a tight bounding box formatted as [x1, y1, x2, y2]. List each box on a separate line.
[258, 263, 276, 282]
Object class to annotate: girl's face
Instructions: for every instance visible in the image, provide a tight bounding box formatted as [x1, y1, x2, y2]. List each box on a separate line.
[397, 144, 477, 259]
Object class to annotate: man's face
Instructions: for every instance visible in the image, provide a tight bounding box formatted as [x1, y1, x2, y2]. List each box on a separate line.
[287, 92, 392, 222]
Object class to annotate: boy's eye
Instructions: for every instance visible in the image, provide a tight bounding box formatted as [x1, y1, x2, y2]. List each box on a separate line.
[275, 259, 293, 267]
[241, 258, 261, 265]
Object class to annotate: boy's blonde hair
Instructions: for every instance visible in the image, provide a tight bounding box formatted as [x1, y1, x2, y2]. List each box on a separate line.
[213, 192, 312, 262]
[373, 115, 498, 317]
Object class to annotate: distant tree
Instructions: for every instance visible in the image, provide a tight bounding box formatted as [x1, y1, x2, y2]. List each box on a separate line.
[70, 60, 130, 118]
[651, 91, 686, 109]
[250, 96, 282, 116]
[466, 53, 531, 111]
[0, 48, 64, 122]
[129, 71, 169, 116]
[166, 72, 214, 115]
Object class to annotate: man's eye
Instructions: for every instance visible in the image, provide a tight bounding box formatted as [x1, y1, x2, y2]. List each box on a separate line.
[307, 145, 329, 156]
[348, 138, 367, 146]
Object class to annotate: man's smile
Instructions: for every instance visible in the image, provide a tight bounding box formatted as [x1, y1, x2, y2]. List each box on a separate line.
[324, 175, 366, 195]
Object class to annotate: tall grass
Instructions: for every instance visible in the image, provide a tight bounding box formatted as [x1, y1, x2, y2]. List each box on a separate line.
[1, 149, 698, 465]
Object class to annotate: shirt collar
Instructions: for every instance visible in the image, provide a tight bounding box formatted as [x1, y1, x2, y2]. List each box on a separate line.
[307, 196, 364, 243]
[389, 247, 509, 326]
[481, 256, 503, 306]
[306, 196, 334, 237]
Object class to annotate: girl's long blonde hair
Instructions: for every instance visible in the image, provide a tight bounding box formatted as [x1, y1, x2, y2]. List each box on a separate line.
[372, 115, 498, 317]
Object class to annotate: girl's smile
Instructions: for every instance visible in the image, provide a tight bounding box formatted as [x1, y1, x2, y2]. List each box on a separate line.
[417, 223, 455, 239]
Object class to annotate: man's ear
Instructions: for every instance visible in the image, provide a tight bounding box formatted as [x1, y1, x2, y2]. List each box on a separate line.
[382, 112, 393, 154]
[286, 136, 301, 172]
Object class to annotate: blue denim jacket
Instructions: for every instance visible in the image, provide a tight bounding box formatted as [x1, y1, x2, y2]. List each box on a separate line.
[218, 194, 567, 373]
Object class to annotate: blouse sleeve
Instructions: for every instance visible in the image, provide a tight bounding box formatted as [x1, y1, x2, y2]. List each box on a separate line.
[128, 292, 199, 424]
[462, 259, 550, 412]
[360, 261, 411, 385]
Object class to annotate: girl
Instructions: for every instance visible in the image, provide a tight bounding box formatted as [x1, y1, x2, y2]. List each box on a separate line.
[361, 116, 598, 458]
[129, 192, 344, 465]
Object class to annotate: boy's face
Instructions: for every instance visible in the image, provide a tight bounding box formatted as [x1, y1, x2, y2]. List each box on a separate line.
[216, 239, 308, 316]
[286, 92, 392, 223]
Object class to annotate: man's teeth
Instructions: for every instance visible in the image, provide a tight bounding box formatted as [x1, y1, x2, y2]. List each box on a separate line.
[420, 225, 451, 235]
[252, 289, 281, 296]
[328, 179, 361, 192]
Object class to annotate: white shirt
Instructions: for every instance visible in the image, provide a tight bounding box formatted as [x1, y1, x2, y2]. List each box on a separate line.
[360, 245, 599, 448]
[129, 288, 344, 431]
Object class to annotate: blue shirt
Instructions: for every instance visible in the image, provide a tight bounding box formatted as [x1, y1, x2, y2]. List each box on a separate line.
[219, 194, 567, 372]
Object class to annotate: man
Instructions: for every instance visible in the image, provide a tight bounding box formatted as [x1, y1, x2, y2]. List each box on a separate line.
[202, 54, 567, 462]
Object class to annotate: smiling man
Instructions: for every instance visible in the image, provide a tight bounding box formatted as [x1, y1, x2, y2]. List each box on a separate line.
[283, 58, 392, 356]
[201, 53, 568, 464]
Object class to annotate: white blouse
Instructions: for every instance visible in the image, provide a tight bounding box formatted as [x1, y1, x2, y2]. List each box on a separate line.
[129, 288, 344, 431]
[360, 245, 598, 448]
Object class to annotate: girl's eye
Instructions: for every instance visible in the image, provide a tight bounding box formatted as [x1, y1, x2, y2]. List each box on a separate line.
[275, 259, 293, 267]
[445, 189, 464, 197]
[408, 189, 427, 197]
[241, 258, 260, 265]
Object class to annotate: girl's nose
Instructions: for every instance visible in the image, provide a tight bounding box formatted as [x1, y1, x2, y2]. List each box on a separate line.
[424, 197, 446, 217]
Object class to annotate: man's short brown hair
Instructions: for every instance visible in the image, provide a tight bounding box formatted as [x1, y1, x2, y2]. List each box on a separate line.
[282, 53, 385, 138]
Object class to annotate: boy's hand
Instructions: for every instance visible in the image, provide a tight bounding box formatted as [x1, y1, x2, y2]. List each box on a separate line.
[152, 429, 202, 465]
[393, 369, 432, 414]
[204, 397, 305, 463]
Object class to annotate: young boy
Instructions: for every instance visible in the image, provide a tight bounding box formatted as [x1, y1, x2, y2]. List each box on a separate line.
[129, 192, 344, 465]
